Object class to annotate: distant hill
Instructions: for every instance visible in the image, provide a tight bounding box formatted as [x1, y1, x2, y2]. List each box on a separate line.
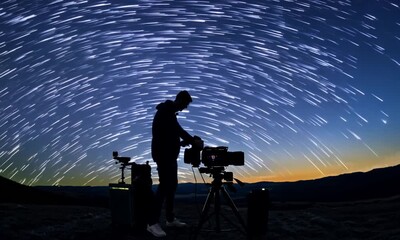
[0, 175, 71, 205]
[241, 164, 400, 202]
[178, 164, 400, 202]
[1, 164, 399, 206]
[0, 175, 108, 207]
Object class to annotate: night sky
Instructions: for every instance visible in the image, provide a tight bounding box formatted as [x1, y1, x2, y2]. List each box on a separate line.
[0, 0, 399, 186]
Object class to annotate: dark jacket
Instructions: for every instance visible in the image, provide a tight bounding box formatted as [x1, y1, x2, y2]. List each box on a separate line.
[151, 100, 193, 163]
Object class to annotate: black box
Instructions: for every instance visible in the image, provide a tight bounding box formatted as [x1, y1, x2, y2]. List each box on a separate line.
[247, 188, 270, 237]
[109, 183, 135, 227]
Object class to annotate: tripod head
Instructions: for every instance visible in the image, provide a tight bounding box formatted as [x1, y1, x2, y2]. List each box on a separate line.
[198, 166, 245, 193]
[199, 166, 233, 181]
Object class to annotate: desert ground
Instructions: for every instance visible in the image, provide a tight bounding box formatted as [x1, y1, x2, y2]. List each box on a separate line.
[1, 195, 399, 240]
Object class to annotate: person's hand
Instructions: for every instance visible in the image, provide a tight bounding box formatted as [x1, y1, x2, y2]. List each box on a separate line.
[193, 135, 201, 140]
[193, 135, 204, 150]
[180, 140, 190, 147]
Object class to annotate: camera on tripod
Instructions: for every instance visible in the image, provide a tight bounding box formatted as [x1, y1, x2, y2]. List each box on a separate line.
[184, 136, 245, 168]
[185, 137, 248, 238]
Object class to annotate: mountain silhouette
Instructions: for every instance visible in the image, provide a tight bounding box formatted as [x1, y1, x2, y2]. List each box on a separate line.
[258, 163, 400, 202]
[0, 175, 72, 205]
[0, 176, 107, 207]
[1, 164, 399, 206]
[175, 164, 400, 203]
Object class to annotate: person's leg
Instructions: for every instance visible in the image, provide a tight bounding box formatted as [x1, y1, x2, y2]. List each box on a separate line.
[148, 182, 164, 225]
[148, 161, 169, 225]
[164, 161, 178, 222]
[153, 161, 177, 221]
[147, 162, 169, 237]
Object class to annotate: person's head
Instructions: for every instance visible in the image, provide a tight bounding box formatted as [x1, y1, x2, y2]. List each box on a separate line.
[174, 90, 192, 111]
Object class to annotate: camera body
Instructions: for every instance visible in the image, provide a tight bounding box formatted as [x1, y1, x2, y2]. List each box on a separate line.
[202, 146, 244, 167]
[184, 145, 245, 167]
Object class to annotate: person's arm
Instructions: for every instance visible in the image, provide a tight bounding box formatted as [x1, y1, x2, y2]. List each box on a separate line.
[178, 123, 193, 146]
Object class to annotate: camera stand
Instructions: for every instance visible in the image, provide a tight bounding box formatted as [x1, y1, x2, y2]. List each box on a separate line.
[113, 151, 132, 184]
[194, 170, 247, 239]
[118, 163, 128, 184]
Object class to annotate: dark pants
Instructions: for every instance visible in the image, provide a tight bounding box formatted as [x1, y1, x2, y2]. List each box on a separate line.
[149, 160, 178, 224]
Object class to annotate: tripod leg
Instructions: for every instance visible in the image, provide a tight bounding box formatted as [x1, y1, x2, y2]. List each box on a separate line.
[221, 187, 247, 234]
[194, 187, 215, 238]
[214, 188, 220, 232]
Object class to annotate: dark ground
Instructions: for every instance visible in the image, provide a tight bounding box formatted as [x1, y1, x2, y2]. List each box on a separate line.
[1, 195, 400, 240]
[2, 165, 400, 239]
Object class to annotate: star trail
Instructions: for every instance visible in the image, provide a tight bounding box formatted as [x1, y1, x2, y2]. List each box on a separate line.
[0, 0, 399, 186]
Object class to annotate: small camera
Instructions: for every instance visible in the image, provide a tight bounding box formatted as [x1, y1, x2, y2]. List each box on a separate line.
[113, 151, 131, 165]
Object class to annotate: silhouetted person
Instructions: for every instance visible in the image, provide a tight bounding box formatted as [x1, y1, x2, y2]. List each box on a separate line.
[147, 90, 195, 237]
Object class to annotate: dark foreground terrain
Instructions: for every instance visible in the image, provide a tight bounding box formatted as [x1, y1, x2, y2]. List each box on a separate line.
[1, 165, 400, 239]
[1, 195, 399, 240]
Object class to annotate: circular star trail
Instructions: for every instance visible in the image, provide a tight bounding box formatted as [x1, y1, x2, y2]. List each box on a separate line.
[0, 0, 399, 186]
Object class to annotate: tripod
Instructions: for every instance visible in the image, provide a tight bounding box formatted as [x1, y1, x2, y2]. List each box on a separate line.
[194, 169, 247, 239]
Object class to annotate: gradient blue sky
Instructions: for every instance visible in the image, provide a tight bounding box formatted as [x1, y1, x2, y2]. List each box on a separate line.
[0, 0, 399, 186]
